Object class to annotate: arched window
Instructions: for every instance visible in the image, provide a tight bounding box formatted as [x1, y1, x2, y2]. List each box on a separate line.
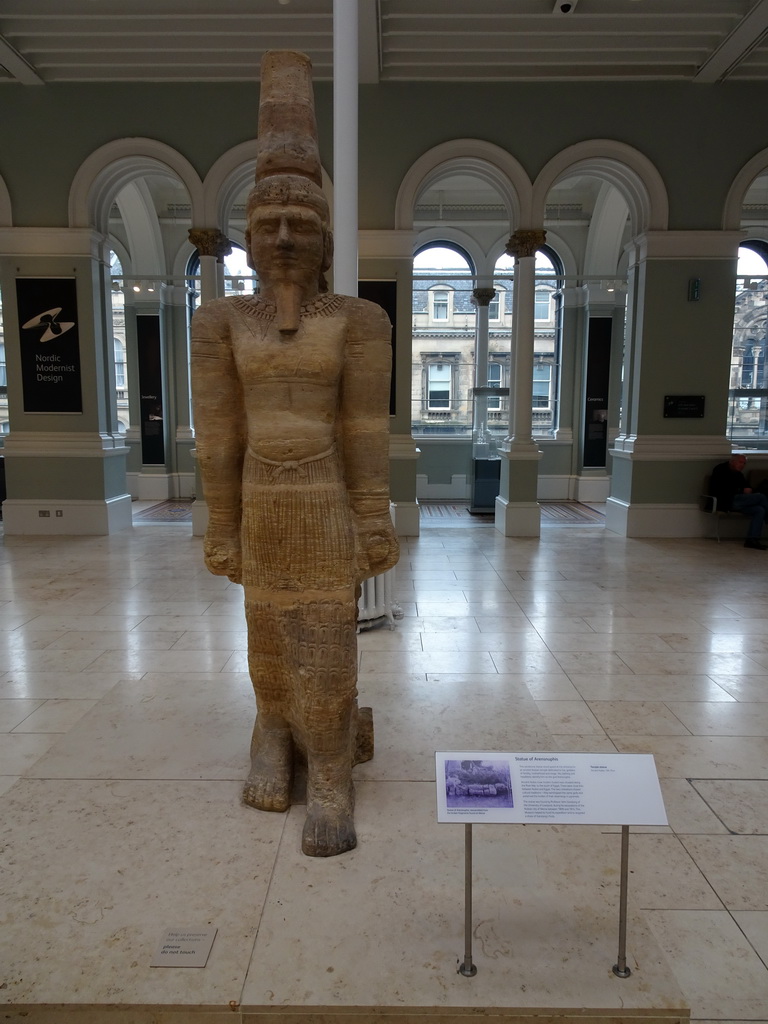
[186, 242, 257, 315]
[412, 244, 474, 436]
[728, 244, 768, 440]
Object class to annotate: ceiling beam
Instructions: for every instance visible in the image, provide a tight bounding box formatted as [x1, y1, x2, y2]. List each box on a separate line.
[694, 0, 768, 82]
[358, 0, 380, 83]
[0, 33, 44, 84]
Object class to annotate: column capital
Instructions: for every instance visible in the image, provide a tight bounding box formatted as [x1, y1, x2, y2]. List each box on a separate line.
[188, 228, 232, 262]
[505, 229, 546, 260]
[472, 287, 496, 307]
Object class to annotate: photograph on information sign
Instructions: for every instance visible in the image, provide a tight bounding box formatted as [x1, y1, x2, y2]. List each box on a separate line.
[444, 758, 514, 809]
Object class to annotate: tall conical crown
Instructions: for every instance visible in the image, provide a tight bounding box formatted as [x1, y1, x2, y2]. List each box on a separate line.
[255, 50, 323, 188]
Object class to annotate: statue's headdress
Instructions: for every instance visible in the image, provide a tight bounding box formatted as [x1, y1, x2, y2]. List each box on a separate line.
[248, 50, 331, 236]
[246, 51, 333, 315]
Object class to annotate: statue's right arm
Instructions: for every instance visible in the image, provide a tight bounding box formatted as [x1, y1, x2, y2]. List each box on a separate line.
[190, 301, 245, 583]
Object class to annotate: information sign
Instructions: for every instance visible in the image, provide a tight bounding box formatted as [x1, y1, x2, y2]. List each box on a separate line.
[436, 751, 667, 826]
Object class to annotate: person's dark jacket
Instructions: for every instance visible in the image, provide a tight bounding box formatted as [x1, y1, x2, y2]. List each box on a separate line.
[710, 461, 747, 512]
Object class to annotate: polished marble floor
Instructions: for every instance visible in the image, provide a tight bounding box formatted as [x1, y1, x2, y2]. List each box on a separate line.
[2, 512, 768, 1022]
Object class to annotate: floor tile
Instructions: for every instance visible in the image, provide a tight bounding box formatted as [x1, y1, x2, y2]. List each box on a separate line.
[619, 652, 768, 677]
[570, 674, 736, 702]
[11, 698, 99, 733]
[690, 778, 768, 834]
[587, 700, 693, 736]
[26, 673, 254, 781]
[0, 697, 44, 730]
[658, 778, 731, 835]
[534, 700, 605, 735]
[680, 836, 768, 910]
[0, 671, 137, 700]
[645, 909, 768, 1019]
[732, 910, 768, 969]
[0, 732, 59, 774]
[420, 630, 547, 652]
[0, 778, 285, 1006]
[666, 701, 768, 736]
[707, 675, 768, 702]
[359, 650, 498, 675]
[613, 735, 768, 779]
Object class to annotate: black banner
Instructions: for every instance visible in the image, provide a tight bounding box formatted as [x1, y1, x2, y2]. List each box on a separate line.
[16, 277, 83, 413]
[583, 316, 612, 468]
[137, 314, 165, 465]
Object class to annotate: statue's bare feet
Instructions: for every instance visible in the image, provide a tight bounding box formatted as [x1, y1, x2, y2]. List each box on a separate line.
[243, 719, 293, 812]
[301, 804, 357, 857]
[302, 752, 356, 856]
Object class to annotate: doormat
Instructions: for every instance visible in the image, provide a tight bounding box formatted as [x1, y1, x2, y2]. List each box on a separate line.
[419, 501, 604, 526]
[540, 501, 605, 524]
[133, 500, 194, 523]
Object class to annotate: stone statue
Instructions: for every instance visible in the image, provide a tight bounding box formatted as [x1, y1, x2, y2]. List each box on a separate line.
[190, 50, 399, 857]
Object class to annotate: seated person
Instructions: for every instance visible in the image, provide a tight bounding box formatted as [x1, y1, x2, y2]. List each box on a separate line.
[710, 454, 768, 549]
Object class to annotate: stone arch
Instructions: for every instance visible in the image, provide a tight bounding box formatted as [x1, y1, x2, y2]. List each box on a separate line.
[413, 226, 485, 280]
[532, 140, 668, 235]
[203, 140, 335, 234]
[68, 138, 204, 231]
[395, 140, 532, 232]
[0, 174, 12, 227]
[723, 147, 768, 231]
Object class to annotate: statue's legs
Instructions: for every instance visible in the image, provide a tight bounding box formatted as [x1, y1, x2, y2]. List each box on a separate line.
[243, 595, 295, 812]
[294, 596, 358, 857]
[243, 590, 362, 857]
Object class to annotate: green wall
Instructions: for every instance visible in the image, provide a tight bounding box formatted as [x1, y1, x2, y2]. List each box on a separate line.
[1, 81, 767, 228]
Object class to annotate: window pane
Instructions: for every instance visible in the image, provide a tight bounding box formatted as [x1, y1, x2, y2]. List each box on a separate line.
[728, 247, 768, 440]
[487, 362, 502, 408]
[428, 363, 451, 408]
[535, 290, 550, 320]
[433, 291, 449, 320]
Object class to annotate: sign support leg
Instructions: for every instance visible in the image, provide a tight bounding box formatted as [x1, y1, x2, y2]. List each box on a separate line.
[612, 824, 631, 978]
[459, 823, 477, 977]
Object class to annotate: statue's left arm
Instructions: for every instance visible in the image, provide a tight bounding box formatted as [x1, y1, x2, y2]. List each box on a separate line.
[190, 301, 246, 584]
[340, 298, 400, 578]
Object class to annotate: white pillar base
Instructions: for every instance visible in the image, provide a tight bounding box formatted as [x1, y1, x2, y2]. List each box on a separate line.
[392, 501, 420, 537]
[494, 497, 541, 537]
[606, 498, 707, 538]
[3, 495, 133, 535]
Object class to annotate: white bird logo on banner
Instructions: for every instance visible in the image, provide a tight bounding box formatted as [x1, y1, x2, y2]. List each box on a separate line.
[22, 307, 76, 343]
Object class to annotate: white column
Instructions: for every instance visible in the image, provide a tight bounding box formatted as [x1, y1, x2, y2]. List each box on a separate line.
[333, 0, 359, 296]
[504, 230, 545, 452]
[472, 287, 496, 458]
[494, 229, 545, 537]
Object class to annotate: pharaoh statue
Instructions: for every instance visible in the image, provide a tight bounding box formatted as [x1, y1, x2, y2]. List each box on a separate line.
[190, 50, 399, 857]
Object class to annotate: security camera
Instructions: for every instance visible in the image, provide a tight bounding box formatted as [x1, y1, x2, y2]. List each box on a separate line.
[553, 0, 579, 12]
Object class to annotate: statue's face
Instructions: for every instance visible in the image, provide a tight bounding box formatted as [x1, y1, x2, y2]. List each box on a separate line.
[248, 203, 325, 284]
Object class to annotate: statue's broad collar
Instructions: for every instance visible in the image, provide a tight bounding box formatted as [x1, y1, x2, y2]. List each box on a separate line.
[233, 294, 345, 321]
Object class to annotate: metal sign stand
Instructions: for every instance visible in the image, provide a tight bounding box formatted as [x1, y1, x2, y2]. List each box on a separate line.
[459, 822, 633, 979]
[458, 823, 477, 977]
[612, 825, 632, 978]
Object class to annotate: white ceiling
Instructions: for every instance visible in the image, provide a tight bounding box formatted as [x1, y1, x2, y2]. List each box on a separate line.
[2, 0, 768, 86]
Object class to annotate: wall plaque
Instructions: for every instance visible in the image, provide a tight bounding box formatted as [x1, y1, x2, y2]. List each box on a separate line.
[663, 394, 705, 418]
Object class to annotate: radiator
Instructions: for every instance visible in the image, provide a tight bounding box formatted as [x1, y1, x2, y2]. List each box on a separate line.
[358, 567, 399, 631]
